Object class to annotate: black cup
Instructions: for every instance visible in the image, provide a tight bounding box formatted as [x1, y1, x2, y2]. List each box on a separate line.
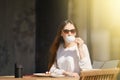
[15, 64, 23, 78]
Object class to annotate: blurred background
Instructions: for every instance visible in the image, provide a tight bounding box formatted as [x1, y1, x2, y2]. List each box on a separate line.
[0, 0, 120, 77]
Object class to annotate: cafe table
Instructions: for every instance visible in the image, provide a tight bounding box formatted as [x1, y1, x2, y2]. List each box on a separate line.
[0, 75, 79, 80]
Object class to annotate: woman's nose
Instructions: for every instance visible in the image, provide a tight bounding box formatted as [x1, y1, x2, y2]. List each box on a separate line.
[68, 31, 72, 35]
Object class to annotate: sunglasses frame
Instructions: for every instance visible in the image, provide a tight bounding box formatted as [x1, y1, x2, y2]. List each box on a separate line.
[63, 29, 76, 34]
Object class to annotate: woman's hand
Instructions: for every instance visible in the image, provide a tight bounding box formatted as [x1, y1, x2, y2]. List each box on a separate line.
[63, 71, 79, 78]
[75, 37, 85, 59]
[71, 72, 80, 78]
[75, 37, 84, 47]
[46, 71, 50, 74]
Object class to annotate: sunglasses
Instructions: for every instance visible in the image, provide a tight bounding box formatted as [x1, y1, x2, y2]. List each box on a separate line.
[63, 29, 76, 34]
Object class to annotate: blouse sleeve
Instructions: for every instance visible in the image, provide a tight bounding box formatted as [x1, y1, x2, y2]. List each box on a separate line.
[49, 61, 65, 75]
[78, 44, 92, 70]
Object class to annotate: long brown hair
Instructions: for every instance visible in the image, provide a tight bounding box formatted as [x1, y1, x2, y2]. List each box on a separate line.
[48, 20, 79, 70]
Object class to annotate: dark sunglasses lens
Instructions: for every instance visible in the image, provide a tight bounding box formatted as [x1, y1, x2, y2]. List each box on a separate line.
[63, 30, 69, 33]
[71, 29, 76, 33]
[63, 29, 76, 33]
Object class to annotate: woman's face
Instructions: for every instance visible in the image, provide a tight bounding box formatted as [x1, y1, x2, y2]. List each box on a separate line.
[61, 23, 76, 41]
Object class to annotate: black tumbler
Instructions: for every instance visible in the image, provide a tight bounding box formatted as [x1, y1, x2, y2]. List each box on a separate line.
[15, 64, 23, 78]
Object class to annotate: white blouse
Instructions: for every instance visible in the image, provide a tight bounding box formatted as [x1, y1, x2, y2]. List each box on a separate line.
[49, 44, 92, 75]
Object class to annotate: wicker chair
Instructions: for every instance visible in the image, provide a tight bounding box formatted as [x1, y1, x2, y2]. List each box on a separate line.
[80, 68, 120, 80]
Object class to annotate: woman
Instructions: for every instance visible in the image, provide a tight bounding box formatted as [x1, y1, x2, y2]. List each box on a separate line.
[48, 20, 92, 77]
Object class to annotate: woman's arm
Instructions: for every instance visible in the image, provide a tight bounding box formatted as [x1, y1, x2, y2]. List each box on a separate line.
[75, 37, 92, 69]
[75, 37, 85, 59]
[78, 44, 92, 70]
[49, 61, 65, 75]
[49, 61, 80, 77]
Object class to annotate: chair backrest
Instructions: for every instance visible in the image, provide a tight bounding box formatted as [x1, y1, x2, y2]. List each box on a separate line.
[92, 60, 120, 69]
[80, 68, 120, 80]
